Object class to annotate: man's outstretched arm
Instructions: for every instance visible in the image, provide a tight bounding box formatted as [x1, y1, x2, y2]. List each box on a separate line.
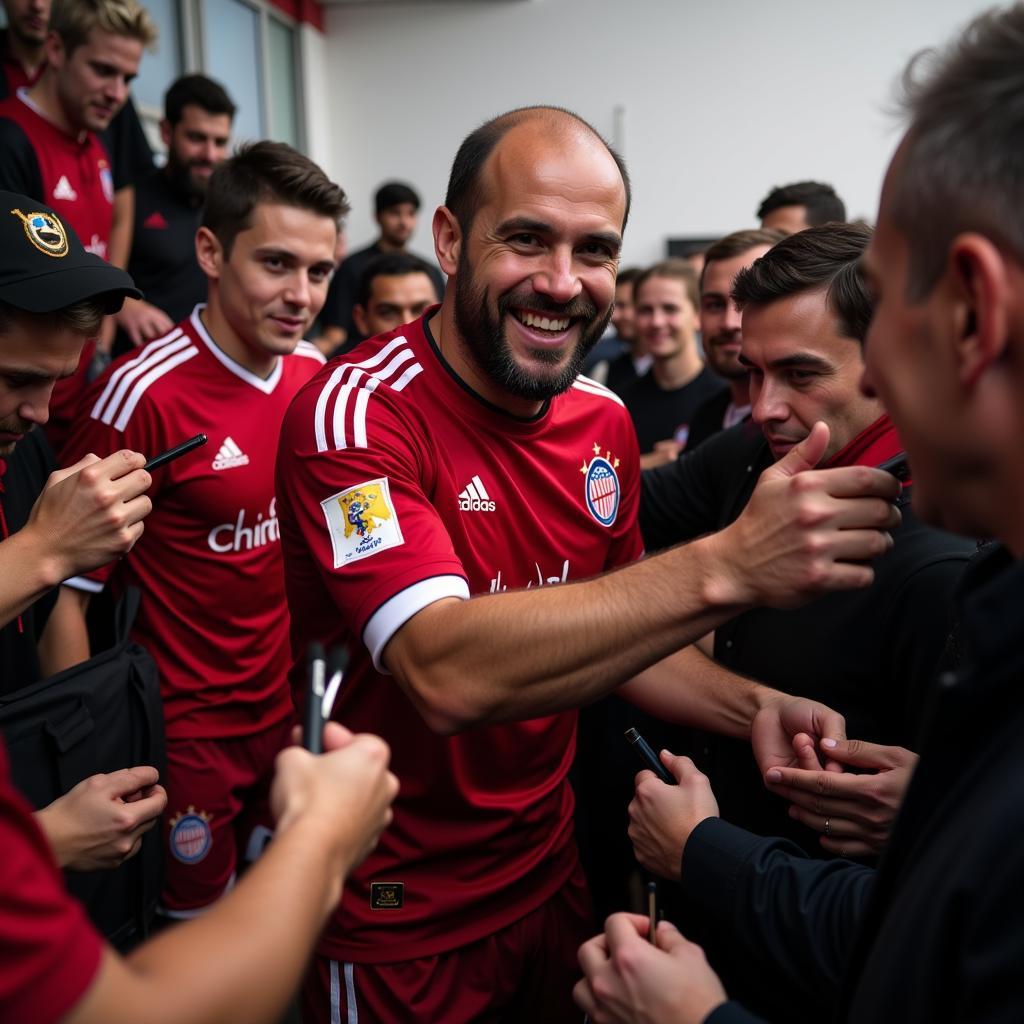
[385, 423, 900, 733]
[64, 724, 398, 1024]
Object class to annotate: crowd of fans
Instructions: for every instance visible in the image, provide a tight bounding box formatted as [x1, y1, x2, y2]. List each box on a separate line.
[0, 1, 1022, 1022]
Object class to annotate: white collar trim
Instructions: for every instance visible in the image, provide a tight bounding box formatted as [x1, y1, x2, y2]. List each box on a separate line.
[190, 304, 282, 395]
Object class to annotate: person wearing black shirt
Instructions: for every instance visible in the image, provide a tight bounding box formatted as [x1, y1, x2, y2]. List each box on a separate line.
[685, 228, 783, 451]
[621, 260, 724, 466]
[575, 30, 1024, 1001]
[115, 74, 235, 355]
[317, 180, 444, 353]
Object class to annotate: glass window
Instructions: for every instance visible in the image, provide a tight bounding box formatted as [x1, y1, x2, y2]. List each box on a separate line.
[133, 0, 182, 114]
[267, 16, 300, 147]
[202, 0, 265, 144]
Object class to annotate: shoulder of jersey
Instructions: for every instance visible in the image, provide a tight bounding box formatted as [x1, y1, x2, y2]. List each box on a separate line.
[291, 340, 327, 364]
[569, 373, 626, 408]
[88, 324, 199, 430]
[305, 331, 426, 453]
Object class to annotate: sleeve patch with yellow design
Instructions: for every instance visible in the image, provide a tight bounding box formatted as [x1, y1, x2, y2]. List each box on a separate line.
[320, 477, 404, 568]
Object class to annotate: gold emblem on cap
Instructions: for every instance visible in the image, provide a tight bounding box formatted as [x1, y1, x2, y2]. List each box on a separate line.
[11, 208, 69, 258]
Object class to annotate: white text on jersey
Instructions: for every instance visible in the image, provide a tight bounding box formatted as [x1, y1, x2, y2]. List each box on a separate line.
[459, 475, 496, 513]
[208, 497, 279, 554]
[490, 560, 570, 593]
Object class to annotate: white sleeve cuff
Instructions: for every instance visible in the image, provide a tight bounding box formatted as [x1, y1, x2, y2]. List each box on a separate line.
[62, 575, 104, 593]
[364, 574, 470, 672]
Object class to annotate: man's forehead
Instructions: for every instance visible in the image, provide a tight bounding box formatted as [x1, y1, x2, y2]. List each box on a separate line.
[242, 201, 337, 243]
[637, 275, 689, 302]
[81, 26, 143, 61]
[741, 290, 850, 354]
[480, 121, 627, 224]
[703, 248, 771, 294]
[0, 330, 85, 374]
[179, 106, 231, 130]
[371, 272, 436, 299]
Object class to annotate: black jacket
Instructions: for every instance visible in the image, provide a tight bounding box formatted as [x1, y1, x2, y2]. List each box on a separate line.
[641, 423, 975, 850]
[685, 545, 1024, 1023]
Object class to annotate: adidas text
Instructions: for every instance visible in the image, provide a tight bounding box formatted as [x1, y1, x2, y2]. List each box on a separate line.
[459, 496, 496, 512]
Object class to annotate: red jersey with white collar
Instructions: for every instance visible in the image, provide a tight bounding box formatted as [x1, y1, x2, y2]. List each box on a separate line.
[276, 312, 643, 963]
[0, 89, 113, 258]
[65, 307, 325, 740]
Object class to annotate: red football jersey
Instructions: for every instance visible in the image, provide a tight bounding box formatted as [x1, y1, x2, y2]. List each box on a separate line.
[0, 90, 114, 257]
[65, 307, 325, 740]
[0, 90, 117, 455]
[0, 742, 103, 1024]
[276, 313, 643, 963]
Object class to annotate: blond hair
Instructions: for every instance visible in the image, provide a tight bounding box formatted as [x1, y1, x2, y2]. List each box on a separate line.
[51, 0, 157, 54]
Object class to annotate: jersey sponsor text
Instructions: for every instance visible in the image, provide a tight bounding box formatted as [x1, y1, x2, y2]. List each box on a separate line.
[208, 497, 279, 554]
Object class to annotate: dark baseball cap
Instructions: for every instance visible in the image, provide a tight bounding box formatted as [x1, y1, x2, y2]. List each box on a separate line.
[0, 191, 141, 314]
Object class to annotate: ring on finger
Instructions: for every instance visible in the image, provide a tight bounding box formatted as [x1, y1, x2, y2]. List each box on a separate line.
[824, 817, 831, 836]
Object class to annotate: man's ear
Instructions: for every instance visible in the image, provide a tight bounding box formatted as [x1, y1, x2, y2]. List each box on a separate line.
[44, 31, 66, 72]
[352, 303, 368, 338]
[433, 207, 462, 277]
[947, 233, 1010, 391]
[195, 226, 223, 280]
[159, 119, 172, 149]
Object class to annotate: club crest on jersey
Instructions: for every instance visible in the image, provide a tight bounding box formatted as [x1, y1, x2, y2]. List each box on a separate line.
[169, 806, 213, 864]
[99, 160, 114, 204]
[581, 442, 621, 527]
[321, 477, 404, 568]
[10, 207, 69, 257]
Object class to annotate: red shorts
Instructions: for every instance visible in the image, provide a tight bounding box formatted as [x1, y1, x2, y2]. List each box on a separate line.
[159, 718, 291, 916]
[301, 864, 592, 1023]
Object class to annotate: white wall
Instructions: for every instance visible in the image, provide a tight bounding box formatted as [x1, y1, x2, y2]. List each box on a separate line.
[313, 0, 991, 266]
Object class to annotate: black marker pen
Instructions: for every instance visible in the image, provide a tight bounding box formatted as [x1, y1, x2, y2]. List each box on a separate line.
[143, 433, 208, 472]
[625, 728, 676, 785]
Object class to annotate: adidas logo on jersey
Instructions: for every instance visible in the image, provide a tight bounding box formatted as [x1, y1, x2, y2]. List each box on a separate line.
[143, 210, 169, 230]
[458, 475, 496, 512]
[212, 436, 250, 471]
[52, 175, 78, 202]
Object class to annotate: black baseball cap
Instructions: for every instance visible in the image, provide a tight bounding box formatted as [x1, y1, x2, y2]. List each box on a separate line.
[0, 191, 141, 314]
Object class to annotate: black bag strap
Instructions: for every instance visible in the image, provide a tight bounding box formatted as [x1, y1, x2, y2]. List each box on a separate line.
[113, 586, 142, 648]
[129, 659, 165, 941]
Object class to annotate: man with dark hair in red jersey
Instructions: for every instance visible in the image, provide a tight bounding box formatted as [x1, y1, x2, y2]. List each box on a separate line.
[63, 141, 345, 923]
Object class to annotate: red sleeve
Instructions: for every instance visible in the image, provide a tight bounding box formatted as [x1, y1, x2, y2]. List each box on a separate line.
[0, 745, 104, 1023]
[278, 381, 469, 667]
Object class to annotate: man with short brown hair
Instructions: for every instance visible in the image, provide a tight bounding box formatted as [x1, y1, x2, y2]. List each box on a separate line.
[63, 141, 345, 921]
[684, 227, 784, 450]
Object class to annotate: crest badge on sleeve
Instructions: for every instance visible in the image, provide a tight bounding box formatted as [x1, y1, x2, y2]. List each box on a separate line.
[581, 442, 621, 527]
[321, 477, 404, 567]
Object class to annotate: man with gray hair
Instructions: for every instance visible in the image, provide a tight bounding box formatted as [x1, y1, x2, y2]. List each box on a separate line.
[576, 7, 1024, 1020]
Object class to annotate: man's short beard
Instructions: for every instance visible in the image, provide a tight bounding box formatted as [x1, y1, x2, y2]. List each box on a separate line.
[453, 249, 611, 403]
[167, 155, 211, 200]
[705, 335, 747, 381]
[9, 17, 46, 46]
